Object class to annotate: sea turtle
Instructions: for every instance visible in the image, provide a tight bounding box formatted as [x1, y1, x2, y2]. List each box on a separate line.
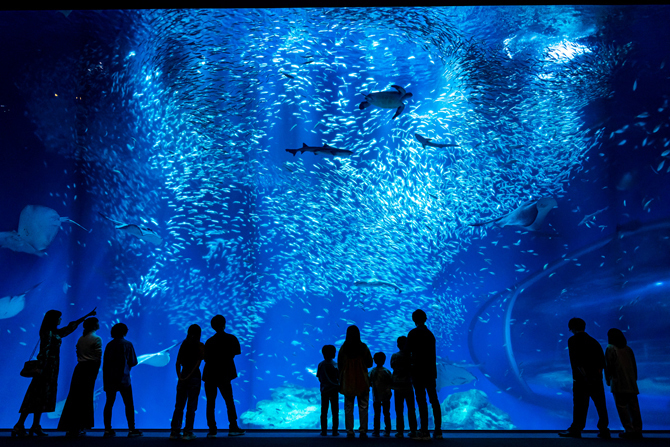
[359, 84, 413, 120]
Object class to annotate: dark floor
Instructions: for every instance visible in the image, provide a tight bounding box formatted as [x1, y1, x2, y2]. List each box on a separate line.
[0, 430, 667, 447]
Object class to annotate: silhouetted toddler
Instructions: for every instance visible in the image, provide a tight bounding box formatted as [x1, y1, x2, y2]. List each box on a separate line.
[369, 352, 393, 437]
[316, 344, 340, 436]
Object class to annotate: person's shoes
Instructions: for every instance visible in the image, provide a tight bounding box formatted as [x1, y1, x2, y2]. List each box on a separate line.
[11, 425, 27, 438]
[65, 430, 79, 438]
[558, 431, 581, 438]
[29, 426, 48, 437]
[434, 431, 444, 440]
[359, 432, 368, 439]
[103, 429, 116, 438]
[395, 432, 405, 438]
[408, 431, 419, 439]
[597, 431, 611, 439]
[347, 432, 356, 438]
[371, 431, 380, 437]
[332, 431, 340, 436]
[228, 428, 246, 437]
[79, 429, 87, 437]
[320, 431, 328, 436]
[419, 431, 432, 440]
[384, 431, 391, 437]
[169, 432, 182, 440]
[207, 431, 217, 438]
[182, 433, 197, 441]
[128, 429, 143, 438]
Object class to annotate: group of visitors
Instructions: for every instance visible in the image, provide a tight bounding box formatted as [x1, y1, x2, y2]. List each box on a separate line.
[10, 310, 643, 440]
[317, 309, 441, 440]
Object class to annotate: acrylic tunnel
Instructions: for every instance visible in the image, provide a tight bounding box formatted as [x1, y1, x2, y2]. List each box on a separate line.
[468, 219, 670, 427]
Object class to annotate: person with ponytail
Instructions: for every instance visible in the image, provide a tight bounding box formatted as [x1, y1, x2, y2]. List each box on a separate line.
[170, 324, 205, 440]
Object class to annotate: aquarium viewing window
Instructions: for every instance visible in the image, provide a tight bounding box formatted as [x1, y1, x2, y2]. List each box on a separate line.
[0, 6, 669, 430]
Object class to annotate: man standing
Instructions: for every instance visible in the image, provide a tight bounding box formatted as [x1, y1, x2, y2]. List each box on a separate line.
[559, 317, 610, 439]
[203, 315, 245, 438]
[407, 309, 442, 440]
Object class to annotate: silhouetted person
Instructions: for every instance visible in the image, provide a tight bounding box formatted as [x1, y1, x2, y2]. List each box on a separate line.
[203, 315, 245, 437]
[369, 352, 392, 437]
[316, 344, 340, 436]
[338, 325, 373, 438]
[58, 317, 102, 437]
[13, 308, 96, 438]
[605, 328, 643, 439]
[559, 318, 610, 438]
[103, 323, 142, 438]
[170, 324, 205, 441]
[407, 309, 442, 440]
[391, 336, 417, 438]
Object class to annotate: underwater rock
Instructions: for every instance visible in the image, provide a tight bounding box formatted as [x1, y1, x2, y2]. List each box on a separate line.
[439, 389, 516, 430]
[241, 382, 341, 429]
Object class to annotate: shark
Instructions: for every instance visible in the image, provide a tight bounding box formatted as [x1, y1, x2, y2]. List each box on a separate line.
[415, 133, 460, 149]
[286, 143, 353, 158]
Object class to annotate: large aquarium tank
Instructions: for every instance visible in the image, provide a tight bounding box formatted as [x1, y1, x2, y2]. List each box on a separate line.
[1, 6, 669, 431]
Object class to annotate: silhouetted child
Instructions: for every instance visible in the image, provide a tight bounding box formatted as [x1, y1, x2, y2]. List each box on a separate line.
[369, 352, 393, 437]
[102, 323, 142, 438]
[316, 344, 340, 436]
[390, 336, 417, 438]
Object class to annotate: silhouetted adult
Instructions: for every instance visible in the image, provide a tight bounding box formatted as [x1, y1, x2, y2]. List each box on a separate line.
[390, 336, 417, 438]
[13, 308, 96, 438]
[559, 318, 610, 438]
[170, 324, 205, 441]
[406, 309, 442, 440]
[103, 322, 142, 438]
[58, 317, 102, 437]
[338, 325, 373, 438]
[605, 328, 643, 439]
[203, 315, 245, 437]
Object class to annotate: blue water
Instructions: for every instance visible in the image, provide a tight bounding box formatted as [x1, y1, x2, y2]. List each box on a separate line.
[1, 6, 669, 430]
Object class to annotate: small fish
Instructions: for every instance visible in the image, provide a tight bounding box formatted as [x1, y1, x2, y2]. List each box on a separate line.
[354, 279, 402, 293]
[415, 133, 459, 149]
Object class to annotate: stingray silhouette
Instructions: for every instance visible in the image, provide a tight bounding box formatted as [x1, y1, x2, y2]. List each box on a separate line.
[470, 197, 557, 231]
[0, 205, 87, 256]
[99, 212, 163, 245]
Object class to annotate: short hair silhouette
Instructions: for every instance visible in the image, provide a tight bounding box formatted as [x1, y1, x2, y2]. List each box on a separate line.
[397, 335, 407, 350]
[373, 352, 386, 365]
[412, 309, 427, 325]
[211, 315, 226, 332]
[111, 322, 128, 339]
[568, 318, 586, 331]
[607, 328, 627, 348]
[321, 344, 336, 360]
[83, 317, 99, 335]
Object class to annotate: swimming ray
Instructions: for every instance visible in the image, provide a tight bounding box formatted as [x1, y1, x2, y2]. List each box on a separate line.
[470, 198, 557, 232]
[137, 342, 179, 367]
[0, 282, 41, 319]
[0, 205, 88, 256]
[99, 212, 163, 246]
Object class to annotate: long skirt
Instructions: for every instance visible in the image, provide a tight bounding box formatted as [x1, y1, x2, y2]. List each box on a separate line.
[57, 361, 101, 431]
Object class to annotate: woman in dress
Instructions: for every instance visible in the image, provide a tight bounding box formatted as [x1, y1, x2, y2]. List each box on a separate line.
[337, 325, 373, 438]
[58, 317, 103, 437]
[605, 328, 643, 439]
[12, 307, 96, 437]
